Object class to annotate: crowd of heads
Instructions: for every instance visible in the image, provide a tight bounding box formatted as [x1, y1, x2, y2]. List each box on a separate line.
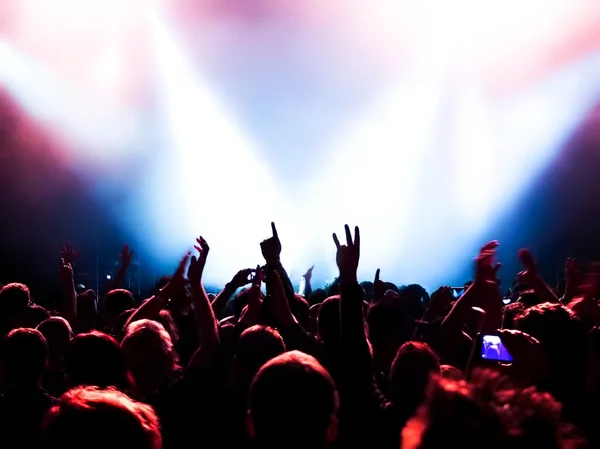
[0, 229, 598, 449]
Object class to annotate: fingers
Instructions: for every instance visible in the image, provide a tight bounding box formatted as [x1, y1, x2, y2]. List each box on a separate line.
[375, 268, 380, 283]
[354, 226, 360, 249]
[271, 222, 278, 239]
[303, 266, 314, 278]
[344, 224, 352, 246]
[195, 236, 209, 250]
[194, 237, 210, 257]
[481, 241, 499, 253]
[478, 251, 494, 263]
[253, 265, 261, 286]
[333, 233, 341, 249]
[518, 249, 534, 268]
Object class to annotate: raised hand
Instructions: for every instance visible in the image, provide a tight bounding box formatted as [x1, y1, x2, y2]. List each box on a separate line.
[59, 258, 74, 282]
[475, 241, 501, 284]
[260, 222, 282, 265]
[517, 248, 537, 281]
[333, 224, 360, 284]
[163, 252, 191, 297]
[303, 265, 314, 280]
[119, 244, 133, 267]
[373, 268, 386, 300]
[188, 237, 210, 286]
[194, 236, 210, 270]
[60, 243, 77, 265]
[228, 268, 255, 290]
[240, 265, 263, 326]
[428, 286, 453, 313]
[566, 264, 600, 326]
[481, 241, 499, 253]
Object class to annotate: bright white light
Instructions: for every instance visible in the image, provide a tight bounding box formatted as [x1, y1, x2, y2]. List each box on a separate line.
[149, 16, 301, 284]
[3, 0, 600, 292]
[308, 53, 600, 289]
[308, 80, 444, 284]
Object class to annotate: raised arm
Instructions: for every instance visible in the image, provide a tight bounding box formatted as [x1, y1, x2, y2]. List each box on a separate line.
[333, 224, 388, 422]
[267, 268, 318, 354]
[124, 253, 190, 329]
[210, 268, 254, 318]
[186, 236, 220, 371]
[58, 245, 77, 326]
[441, 242, 504, 360]
[302, 266, 314, 297]
[517, 249, 559, 304]
[261, 222, 295, 305]
[333, 225, 366, 344]
[106, 245, 133, 292]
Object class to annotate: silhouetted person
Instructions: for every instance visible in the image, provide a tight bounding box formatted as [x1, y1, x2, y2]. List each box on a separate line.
[37, 317, 72, 397]
[43, 386, 162, 449]
[0, 328, 56, 448]
[103, 289, 135, 334]
[121, 319, 179, 400]
[65, 331, 129, 391]
[248, 350, 339, 449]
[0, 283, 50, 337]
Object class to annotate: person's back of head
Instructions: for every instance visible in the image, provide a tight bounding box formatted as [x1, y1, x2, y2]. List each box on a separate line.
[104, 289, 135, 326]
[367, 299, 414, 351]
[112, 308, 136, 341]
[66, 331, 129, 390]
[0, 283, 31, 312]
[0, 327, 48, 388]
[401, 375, 505, 449]
[0, 284, 31, 336]
[518, 289, 541, 307]
[248, 350, 339, 449]
[502, 302, 527, 329]
[121, 319, 178, 397]
[468, 369, 588, 449]
[399, 284, 427, 319]
[234, 325, 285, 391]
[156, 310, 180, 346]
[317, 295, 341, 344]
[292, 295, 310, 328]
[43, 386, 161, 449]
[515, 303, 588, 404]
[36, 317, 72, 364]
[307, 289, 327, 307]
[77, 290, 98, 332]
[389, 341, 441, 419]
